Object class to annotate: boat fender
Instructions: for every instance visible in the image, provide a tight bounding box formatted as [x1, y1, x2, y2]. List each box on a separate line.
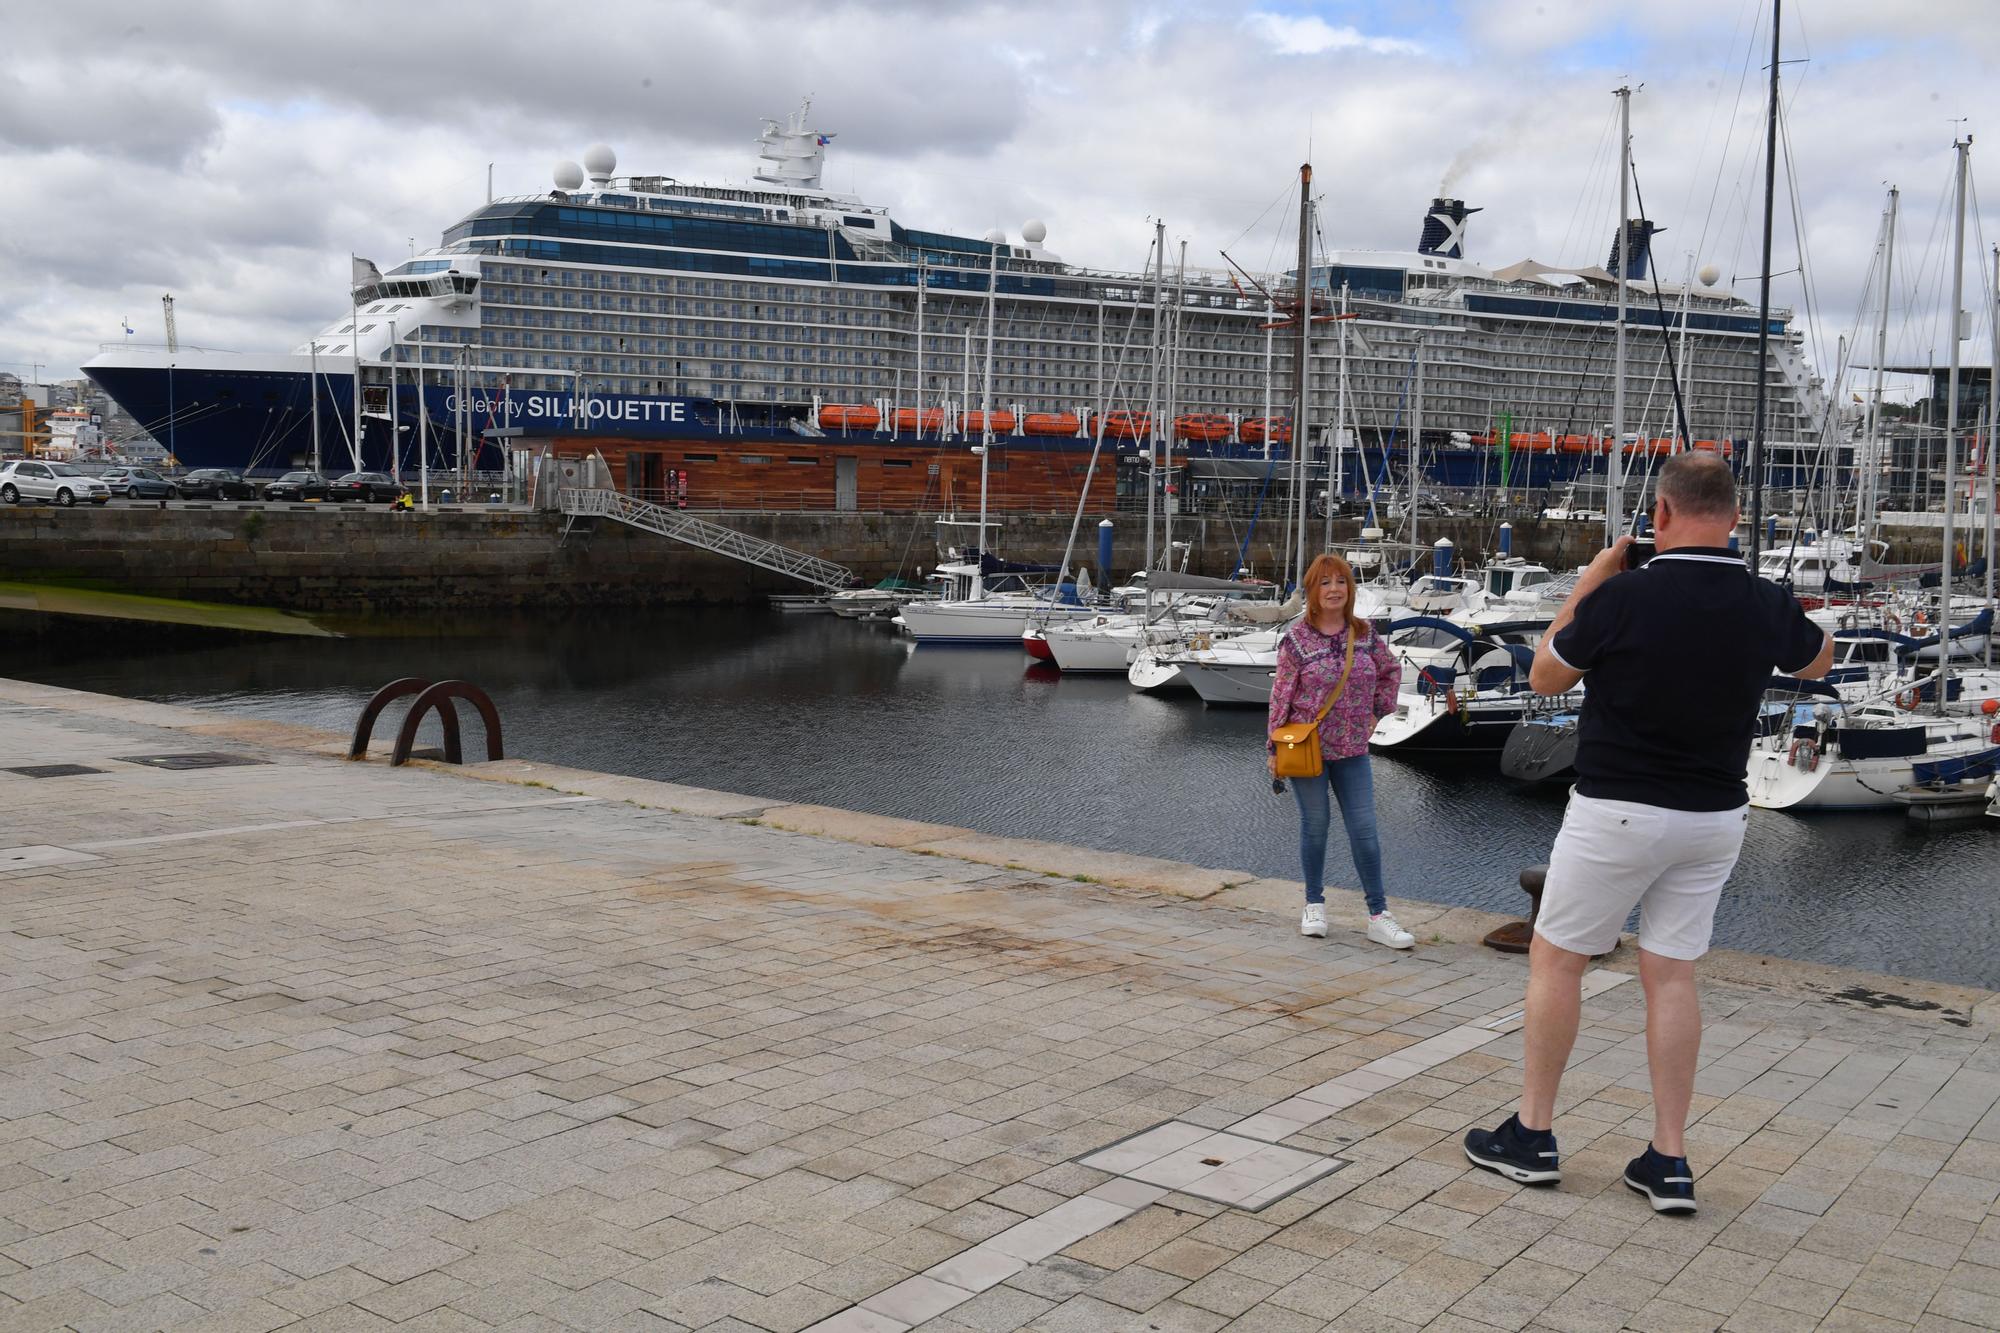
[1896, 688, 1922, 711]
[1787, 737, 1819, 771]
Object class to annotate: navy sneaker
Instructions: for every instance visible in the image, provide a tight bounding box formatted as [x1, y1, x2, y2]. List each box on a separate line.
[1463, 1114, 1560, 1184]
[1625, 1145, 1697, 1213]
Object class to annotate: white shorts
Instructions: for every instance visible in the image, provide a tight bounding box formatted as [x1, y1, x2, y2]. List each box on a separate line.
[1534, 789, 1749, 961]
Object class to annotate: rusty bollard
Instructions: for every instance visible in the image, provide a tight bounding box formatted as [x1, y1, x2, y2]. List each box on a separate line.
[1481, 864, 1548, 955]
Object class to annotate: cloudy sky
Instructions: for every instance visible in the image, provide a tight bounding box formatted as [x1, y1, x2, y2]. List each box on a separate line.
[5, 0, 1998, 403]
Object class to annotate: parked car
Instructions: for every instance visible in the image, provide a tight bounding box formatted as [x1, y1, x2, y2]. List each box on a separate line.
[262, 471, 330, 502]
[99, 467, 180, 499]
[327, 471, 402, 503]
[178, 468, 258, 500]
[0, 460, 112, 506]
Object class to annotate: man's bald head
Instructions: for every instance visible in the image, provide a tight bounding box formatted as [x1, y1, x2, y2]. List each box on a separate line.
[1657, 452, 1738, 522]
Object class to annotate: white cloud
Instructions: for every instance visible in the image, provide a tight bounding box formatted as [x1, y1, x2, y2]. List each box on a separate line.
[1244, 12, 1425, 57]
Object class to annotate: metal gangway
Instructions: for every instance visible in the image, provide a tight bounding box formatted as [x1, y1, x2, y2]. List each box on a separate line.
[558, 488, 856, 591]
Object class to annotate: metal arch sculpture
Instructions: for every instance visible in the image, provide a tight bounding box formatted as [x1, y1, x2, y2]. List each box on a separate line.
[349, 677, 452, 760]
[390, 681, 504, 767]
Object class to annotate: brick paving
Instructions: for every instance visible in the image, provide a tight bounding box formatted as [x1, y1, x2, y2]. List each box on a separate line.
[5, 679, 2000, 1332]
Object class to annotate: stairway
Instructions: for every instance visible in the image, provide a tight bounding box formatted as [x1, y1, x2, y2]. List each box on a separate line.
[559, 488, 856, 591]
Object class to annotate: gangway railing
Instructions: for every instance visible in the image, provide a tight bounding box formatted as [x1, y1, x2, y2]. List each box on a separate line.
[558, 487, 856, 591]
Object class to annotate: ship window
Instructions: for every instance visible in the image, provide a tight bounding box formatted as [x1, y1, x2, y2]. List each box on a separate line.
[882, 459, 913, 468]
[788, 456, 818, 465]
[683, 453, 717, 463]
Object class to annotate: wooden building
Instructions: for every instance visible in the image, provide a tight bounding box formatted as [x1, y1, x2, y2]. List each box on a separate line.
[538, 434, 1120, 513]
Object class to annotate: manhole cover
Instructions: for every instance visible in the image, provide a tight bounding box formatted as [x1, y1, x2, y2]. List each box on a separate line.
[114, 753, 269, 771]
[4, 764, 104, 778]
[1077, 1121, 1346, 1211]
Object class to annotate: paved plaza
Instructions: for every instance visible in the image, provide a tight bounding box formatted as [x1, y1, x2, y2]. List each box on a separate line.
[5, 678, 2000, 1332]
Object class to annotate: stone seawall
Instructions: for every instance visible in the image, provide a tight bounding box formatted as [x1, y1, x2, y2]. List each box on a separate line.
[0, 502, 1962, 611]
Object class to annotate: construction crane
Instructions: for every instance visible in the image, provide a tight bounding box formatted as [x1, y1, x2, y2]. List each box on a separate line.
[161, 294, 178, 353]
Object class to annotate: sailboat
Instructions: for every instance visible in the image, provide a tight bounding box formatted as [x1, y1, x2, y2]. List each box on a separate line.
[1748, 136, 1998, 810]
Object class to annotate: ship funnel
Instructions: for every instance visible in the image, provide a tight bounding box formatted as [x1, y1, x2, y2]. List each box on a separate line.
[1417, 197, 1481, 259]
[1607, 218, 1661, 280]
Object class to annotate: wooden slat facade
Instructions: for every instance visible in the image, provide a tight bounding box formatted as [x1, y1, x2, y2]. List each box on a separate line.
[542, 435, 1121, 512]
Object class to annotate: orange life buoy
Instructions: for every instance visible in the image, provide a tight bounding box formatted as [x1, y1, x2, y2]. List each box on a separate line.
[1896, 688, 1922, 711]
[1883, 612, 1901, 634]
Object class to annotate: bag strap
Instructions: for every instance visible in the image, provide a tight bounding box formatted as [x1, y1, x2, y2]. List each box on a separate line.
[1303, 628, 1359, 733]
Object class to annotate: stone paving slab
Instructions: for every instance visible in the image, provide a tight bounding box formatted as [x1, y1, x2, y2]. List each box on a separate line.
[5, 678, 2000, 1333]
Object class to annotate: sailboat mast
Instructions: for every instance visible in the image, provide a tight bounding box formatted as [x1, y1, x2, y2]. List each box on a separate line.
[915, 258, 926, 441]
[1750, 0, 1781, 563]
[1260, 300, 1274, 462]
[1294, 163, 1313, 587]
[1327, 283, 1347, 553]
[1610, 84, 1631, 544]
[1146, 221, 1165, 572]
[1412, 342, 1424, 556]
[310, 342, 322, 477]
[1941, 135, 1968, 714]
[977, 234, 1000, 599]
[1988, 243, 1998, 650]
[1863, 189, 1898, 548]
[1166, 238, 1185, 567]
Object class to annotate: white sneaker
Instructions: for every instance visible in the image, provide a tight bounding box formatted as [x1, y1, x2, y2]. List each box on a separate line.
[1300, 903, 1327, 938]
[1368, 912, 1415, 949]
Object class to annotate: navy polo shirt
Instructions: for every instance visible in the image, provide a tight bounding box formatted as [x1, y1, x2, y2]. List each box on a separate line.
[1549, 547, 1825, 811]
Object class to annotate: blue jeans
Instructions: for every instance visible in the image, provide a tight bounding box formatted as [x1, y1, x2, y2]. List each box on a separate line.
[1291, 754, 1387, 915]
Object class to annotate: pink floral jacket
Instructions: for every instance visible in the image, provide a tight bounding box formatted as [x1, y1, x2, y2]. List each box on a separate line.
[1266, 619, 1401, 761]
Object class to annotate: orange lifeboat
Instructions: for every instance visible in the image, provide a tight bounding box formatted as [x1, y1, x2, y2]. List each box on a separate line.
[1692, 439, 1736, 457]
[1556, 434, 1592, 454]
[1174, 413, 1233, 443]
[1239, 417, 1291, 445]
[959, 410, 1017, 435]
[1023, 412, 1081, 436]
[892, 408, 947, 433]
[1102, 411, 1153, 439]
[818, 404, 881, 431]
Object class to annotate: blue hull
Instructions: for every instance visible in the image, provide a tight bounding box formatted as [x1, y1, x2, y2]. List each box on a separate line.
[84, 362, 1833, 493]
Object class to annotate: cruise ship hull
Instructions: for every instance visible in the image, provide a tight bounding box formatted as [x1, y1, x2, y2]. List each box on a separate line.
[86, 347, 1691, 492]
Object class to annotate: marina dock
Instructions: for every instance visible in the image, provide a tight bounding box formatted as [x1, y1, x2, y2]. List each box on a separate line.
[5, 678, 2000, 1332]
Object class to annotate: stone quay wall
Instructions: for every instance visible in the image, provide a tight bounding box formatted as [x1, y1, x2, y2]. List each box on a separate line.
[0, 503, 1962, 612]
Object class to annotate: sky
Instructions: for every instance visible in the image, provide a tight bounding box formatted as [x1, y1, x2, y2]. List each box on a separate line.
[5, 0, 2000, 406]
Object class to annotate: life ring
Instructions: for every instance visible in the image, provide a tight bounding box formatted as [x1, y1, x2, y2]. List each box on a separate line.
[1837, 612, 1858, 632]
[1787, 738, 1819, 771]
[1188, 634, 1212, 652]
[1896, 688, 1922, 711]
[1883, 611, 1901, 634]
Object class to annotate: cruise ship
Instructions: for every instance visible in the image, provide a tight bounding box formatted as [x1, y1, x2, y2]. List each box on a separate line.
[82, 103, 1830, 504]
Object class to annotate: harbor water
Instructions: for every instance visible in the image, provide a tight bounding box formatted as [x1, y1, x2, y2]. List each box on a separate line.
[7, 609, 1996, 989]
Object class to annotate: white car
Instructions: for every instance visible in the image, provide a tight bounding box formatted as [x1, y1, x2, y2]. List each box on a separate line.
[0, 460, 113, 506]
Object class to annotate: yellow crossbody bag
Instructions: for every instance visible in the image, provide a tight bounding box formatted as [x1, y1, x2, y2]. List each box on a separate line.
[1270, 629, 1357, 780]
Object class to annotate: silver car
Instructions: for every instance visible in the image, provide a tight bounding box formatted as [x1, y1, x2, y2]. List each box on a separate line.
[0, 460, 113, 506]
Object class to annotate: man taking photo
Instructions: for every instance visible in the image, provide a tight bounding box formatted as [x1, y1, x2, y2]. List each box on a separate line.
[1464, 452, 1833, 1213]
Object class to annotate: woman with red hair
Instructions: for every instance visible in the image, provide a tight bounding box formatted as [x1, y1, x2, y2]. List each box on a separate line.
[1267, 553, 1409, 948]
